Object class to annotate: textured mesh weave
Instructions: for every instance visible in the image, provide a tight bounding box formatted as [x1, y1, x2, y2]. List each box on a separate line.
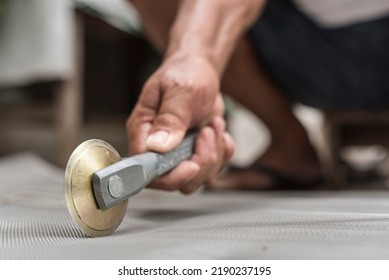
[1, 153, 389, 259]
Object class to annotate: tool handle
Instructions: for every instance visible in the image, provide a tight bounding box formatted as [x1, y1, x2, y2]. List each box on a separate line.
[93, 132, 197, 210]
[156, 132, 197, 176]
[133, 132, 197, 181]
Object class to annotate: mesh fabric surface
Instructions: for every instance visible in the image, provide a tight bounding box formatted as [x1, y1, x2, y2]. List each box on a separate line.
[1, 154, 389, 259]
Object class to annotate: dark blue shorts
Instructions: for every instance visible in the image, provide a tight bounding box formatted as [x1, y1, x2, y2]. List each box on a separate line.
[248, 0, 389, 110]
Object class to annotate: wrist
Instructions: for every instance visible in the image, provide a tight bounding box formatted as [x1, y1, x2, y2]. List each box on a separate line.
[164, 48, 220, 75]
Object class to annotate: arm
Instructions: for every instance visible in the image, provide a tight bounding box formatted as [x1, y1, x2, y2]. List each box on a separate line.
[166, 0, 265, 74]
[127, 0, 265, 193]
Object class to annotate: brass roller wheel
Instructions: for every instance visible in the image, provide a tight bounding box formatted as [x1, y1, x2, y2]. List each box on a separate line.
[64, 139, 128, 237]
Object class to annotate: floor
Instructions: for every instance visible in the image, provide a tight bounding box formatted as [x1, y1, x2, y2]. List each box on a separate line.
[1, 153, 389, 259]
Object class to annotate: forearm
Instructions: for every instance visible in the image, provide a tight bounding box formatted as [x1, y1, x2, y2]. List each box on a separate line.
[166, 0, 266, 74]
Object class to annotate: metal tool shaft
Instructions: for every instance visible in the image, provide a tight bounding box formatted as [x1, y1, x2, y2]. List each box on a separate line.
[92, 133, 197, 210]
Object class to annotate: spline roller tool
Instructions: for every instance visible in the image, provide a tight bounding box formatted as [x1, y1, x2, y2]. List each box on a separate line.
[64, 133, 196, 237]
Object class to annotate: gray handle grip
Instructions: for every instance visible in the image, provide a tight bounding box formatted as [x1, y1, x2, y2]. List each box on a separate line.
[156, 132, 197, 176]
[133, 132, 197, 180]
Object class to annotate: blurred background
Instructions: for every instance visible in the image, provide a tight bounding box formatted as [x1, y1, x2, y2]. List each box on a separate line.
[0, 0, 159, 166]
[1, 0, 389, 189]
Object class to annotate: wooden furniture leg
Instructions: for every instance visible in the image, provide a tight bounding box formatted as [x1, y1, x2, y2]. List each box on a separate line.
[56, 11, 84, 167]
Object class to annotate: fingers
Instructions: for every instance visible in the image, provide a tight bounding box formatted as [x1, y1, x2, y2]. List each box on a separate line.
[145, 90, 190, 153]
[222, 131, 235, 162]
[127, 79, 193, 154]
[147, 116, 235, 194]
[179, 125, 219, 194]
[147, 160, 200, 191]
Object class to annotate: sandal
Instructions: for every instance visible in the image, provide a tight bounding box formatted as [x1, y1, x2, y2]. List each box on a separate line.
[208, 164, 324, 191]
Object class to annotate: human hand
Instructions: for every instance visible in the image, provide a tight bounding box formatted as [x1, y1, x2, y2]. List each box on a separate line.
[126, 53, 234, 193]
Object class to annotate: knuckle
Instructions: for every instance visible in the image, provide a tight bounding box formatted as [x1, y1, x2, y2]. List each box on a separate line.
[161, 72, 211, 94]
[160, 74, 184, 89]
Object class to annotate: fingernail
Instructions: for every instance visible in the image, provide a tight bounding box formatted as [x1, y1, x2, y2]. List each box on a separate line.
[146, 130, 170, 147]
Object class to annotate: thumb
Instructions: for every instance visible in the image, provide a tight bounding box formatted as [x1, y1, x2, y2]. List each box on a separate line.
[146, 92, 192, 153]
